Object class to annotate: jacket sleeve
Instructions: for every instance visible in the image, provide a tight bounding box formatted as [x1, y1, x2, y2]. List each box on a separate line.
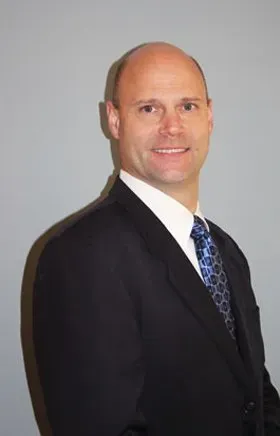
[33, 233, 147, 436]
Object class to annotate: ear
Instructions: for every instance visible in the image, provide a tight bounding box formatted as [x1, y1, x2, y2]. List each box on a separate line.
[106, 101, 120, 139]
[207, 99, 214, 134]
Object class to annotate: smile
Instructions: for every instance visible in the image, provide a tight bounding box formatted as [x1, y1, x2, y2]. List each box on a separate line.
[153, 148, 189, 154]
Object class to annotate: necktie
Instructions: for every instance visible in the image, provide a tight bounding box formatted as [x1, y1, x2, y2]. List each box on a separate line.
[191, 215, 236, 340]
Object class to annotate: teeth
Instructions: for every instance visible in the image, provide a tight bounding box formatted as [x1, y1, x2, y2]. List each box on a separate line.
[154, 148, 186, 154]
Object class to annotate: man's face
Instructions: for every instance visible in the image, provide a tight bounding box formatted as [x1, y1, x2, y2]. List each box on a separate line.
[107, 47, 213, 191]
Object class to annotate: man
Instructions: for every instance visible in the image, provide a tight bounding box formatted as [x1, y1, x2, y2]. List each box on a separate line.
[33, 42, 280, 435]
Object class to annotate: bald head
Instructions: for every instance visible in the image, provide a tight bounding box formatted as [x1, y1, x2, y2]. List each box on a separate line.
[111, 42, 209, 108]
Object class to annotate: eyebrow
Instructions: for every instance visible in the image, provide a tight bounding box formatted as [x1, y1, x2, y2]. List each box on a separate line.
[180, 97, 204, 102]
[132, 99, 160, 106]
[131, 97, 204, 106]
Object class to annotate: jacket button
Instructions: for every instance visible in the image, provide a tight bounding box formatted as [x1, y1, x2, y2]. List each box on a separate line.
[244, 401, 256, 414]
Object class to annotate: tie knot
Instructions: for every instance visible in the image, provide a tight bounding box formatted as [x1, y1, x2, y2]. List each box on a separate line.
[191, 215, 208, 241]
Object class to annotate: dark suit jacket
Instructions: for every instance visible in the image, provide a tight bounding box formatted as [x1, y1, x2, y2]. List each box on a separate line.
[33, 178, 280, 436]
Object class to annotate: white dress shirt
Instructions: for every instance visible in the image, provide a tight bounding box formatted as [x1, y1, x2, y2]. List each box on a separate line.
[120, 170, 209, 280]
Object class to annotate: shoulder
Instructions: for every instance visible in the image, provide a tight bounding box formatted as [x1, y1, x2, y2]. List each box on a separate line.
[38, 195, 138, 267]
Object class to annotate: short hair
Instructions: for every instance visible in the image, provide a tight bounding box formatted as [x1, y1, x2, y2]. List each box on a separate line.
[111, 44, 148, 108]
[189, 56, 209, 102]
[111, 44, 209, 108]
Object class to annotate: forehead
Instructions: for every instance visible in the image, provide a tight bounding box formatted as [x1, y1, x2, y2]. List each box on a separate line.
[118, 51, 206, 103]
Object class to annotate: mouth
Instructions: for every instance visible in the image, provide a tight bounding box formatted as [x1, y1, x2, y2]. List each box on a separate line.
[152, 147, 190, 154]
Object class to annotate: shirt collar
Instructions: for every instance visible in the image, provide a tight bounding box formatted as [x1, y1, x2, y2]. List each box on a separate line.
[119, 170, 209, 241]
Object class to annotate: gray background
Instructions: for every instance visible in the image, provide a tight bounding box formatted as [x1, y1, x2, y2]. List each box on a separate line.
[1, 0, 279, 434]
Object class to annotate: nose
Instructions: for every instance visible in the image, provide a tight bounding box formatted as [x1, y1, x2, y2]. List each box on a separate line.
[158, 110, 184, 137]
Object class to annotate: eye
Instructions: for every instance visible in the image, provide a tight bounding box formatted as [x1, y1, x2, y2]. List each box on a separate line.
[183, 102, 195, 111]
[140, 105, 155, 113]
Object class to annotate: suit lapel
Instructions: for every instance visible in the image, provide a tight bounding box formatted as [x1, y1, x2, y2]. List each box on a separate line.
[110, 178, 254, 393]
[209, 223, 259, 384]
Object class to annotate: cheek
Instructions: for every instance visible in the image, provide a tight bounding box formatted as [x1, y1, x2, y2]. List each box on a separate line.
[189, 119, 211, 142]
[123, 121, 156, 145]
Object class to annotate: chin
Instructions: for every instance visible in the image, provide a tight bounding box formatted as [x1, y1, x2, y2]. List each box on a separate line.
[151, 172, 189, 186]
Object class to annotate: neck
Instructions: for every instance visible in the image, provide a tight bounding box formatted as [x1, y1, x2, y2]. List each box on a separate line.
[159, 180, 199, 213]
[142, 175, 199, 213]
[121, 169, 200, 213]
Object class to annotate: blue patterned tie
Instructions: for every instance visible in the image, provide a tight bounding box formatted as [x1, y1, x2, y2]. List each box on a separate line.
[191, 215, 236, 340]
